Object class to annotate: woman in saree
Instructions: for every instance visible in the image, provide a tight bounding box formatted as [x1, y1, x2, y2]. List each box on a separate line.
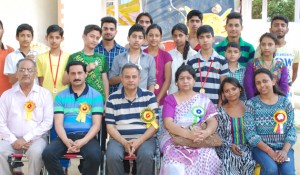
[159, 65, 221, 175]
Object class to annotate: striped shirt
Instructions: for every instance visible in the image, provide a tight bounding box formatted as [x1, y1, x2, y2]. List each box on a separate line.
[105, 87, 159, 139]
[214, 37, 255, 67]
[54, 85, 104, 134]
[94, 41, 127, 93]
[187, 49, 229, 105]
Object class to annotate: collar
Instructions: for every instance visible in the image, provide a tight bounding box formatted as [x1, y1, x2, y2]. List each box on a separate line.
[97, 40, 123, 49]
[226, 37, 245, 46]
[229, 63, 242, 73]
[125, 49, 146, 57]
[120, 87, 143, 99]
[13, 84, 39, 93]
[197, 49, 219, 61]
[69, 83, 89, 97]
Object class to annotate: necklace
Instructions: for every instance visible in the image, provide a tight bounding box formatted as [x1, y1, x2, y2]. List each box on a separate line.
[260, 56, 274, 71]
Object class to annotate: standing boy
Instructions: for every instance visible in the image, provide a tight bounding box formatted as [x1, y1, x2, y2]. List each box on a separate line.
[214, 12, 255, 67]
[63, 24, 109, 101]
[0, 20, 14, 95]
[94, 16, 126, 94]
[37, 25, 69, 98]
[109, 24, 156, 92]
[187, 25, 228, 105]
[186, 10, 203, 51]
[4, 23, 38, 86]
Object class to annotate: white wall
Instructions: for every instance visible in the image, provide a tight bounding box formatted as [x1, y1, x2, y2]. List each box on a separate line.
[0, 0, 57, 50]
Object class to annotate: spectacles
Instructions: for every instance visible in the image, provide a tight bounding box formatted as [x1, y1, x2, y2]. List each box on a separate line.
[18, 68, 35, 73]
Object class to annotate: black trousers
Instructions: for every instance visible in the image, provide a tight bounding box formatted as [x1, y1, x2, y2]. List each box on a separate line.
[42, 132, 101, 175]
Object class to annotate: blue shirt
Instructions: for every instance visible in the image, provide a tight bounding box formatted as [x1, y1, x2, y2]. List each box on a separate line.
[94, 40, 127, 94]
[54, 85, 104, 134]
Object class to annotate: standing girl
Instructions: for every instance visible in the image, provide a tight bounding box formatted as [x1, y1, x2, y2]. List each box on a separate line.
[144, 24, 172, 105]
[168, 23, 197, 94]
[244, 32, 288, 99]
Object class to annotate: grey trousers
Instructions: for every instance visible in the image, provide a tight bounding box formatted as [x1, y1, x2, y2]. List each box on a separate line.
[106, 137, 156, 175]
[0, 137, 47, 175]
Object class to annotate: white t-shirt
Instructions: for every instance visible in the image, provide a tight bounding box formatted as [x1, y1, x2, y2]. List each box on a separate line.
[4, 49, 39, 86]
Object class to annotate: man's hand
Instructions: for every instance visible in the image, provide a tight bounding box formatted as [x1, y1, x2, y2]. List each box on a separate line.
[122, 140, 134, 156]
[22, 141, 33, 150]
[128, 139, 143, 154]
[64, 139, 76, 153]
[12, 138, 27, 150]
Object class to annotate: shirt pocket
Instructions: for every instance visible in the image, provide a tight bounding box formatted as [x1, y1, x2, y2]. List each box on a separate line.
[33, 107, 44, 123]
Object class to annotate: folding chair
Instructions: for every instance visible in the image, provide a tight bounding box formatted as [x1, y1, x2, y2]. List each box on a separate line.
[7, 153, 47, 175]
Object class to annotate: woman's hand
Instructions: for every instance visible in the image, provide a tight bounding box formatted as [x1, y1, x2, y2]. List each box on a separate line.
[230, 144, 242, 156]
[193, 129, 210, 142]
[266, 149, 277, 161]
[275, 150, 288, 163]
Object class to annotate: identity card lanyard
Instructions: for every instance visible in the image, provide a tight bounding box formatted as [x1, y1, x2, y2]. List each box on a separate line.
[49, 50, 62, 93]
[198, 58, 214, 94]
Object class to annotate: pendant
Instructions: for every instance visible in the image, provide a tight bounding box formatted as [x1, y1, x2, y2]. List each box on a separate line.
[53, 88, 57, 93]
[155, 84, 160, 90]
[200, 88, 205, 94]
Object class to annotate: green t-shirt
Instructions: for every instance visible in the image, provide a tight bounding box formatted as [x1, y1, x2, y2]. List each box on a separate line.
[67, 51, 108, 99]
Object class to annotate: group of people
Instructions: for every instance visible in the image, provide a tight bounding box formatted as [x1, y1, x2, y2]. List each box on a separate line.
[0, 9, 298, 175]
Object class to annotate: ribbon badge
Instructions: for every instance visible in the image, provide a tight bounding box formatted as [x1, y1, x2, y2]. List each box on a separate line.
[192, 106, 205, 125]
[24, 101, 35, 120]
[273, 110, 287, 134]
[140, 108, 158, 129]
[76, 103, 90, 123]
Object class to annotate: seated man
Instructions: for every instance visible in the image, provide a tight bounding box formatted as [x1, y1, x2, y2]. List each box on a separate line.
[106, 63, 159, 175]
[0, 58, 53, 175]
[42, 61, 103, 175]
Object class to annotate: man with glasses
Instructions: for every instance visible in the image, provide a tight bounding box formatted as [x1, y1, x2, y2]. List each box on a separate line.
[0, 58, 53, 175]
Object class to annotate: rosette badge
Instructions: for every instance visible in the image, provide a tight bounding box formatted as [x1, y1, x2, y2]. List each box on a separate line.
[273, 110, 287, 134]
[76, 103, 90, 123]
[192, 106, 205, 125]
[140, 108, 158, 129]
[24, 101, 36, 120]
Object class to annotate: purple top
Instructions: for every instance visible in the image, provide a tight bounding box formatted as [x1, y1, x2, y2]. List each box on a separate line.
[144, 48, 173, 105]
[244, 57, 288, 99]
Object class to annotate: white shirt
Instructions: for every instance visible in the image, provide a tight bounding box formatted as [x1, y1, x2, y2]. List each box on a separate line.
[168, 47, 197, 94]
[4, 49, 38, 86]
[0, 84, 53, 144]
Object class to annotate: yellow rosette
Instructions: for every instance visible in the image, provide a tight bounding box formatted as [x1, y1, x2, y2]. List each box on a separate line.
[24, 101, 35, 120]
[273, 110, 287, 134]
[140, 108, 158, 129]
[76, 103, 90, 123]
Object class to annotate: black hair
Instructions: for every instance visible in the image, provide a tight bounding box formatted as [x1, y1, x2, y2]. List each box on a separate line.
[187, 10, 203, 22]
[146, 24, 162, 35]
[16, 23, 34, 37]
[0, 20, 3, 28]
[135, 12, 153, 24]
[171, 23, 190, 61]
[218, 77, 244, 105]
[101, 16, 117, 28]
[253, 68, 285, 96]
[16, 58, 36, 69]
[128, 24, 145, 38]
[259, 32, 279, 45]
[175, 64, 196, 82]
[226, 42, 241, 51]
[83, 24, 102, 35]
[197, 25, 214, 37]
[46, 25, 64, 37]
[226, 12, 243, 26]
[66, 61, 87, 73]
[121, 63, 141, 75]
[271, 15, 289, 27]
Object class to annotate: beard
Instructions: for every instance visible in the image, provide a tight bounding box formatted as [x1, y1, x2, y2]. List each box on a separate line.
[276, 34, 285, 39]
[103, 36, 114, 41]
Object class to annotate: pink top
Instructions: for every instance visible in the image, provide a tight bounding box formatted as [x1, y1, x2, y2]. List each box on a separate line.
[0, 84, 53, 144]
[144, 48, 172, 105]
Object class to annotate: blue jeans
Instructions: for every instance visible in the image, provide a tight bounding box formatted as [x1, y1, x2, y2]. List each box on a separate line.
[252, 147, 295, 175]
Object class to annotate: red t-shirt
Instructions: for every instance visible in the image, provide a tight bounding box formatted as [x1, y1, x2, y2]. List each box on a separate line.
[0, 44, 14, 95]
